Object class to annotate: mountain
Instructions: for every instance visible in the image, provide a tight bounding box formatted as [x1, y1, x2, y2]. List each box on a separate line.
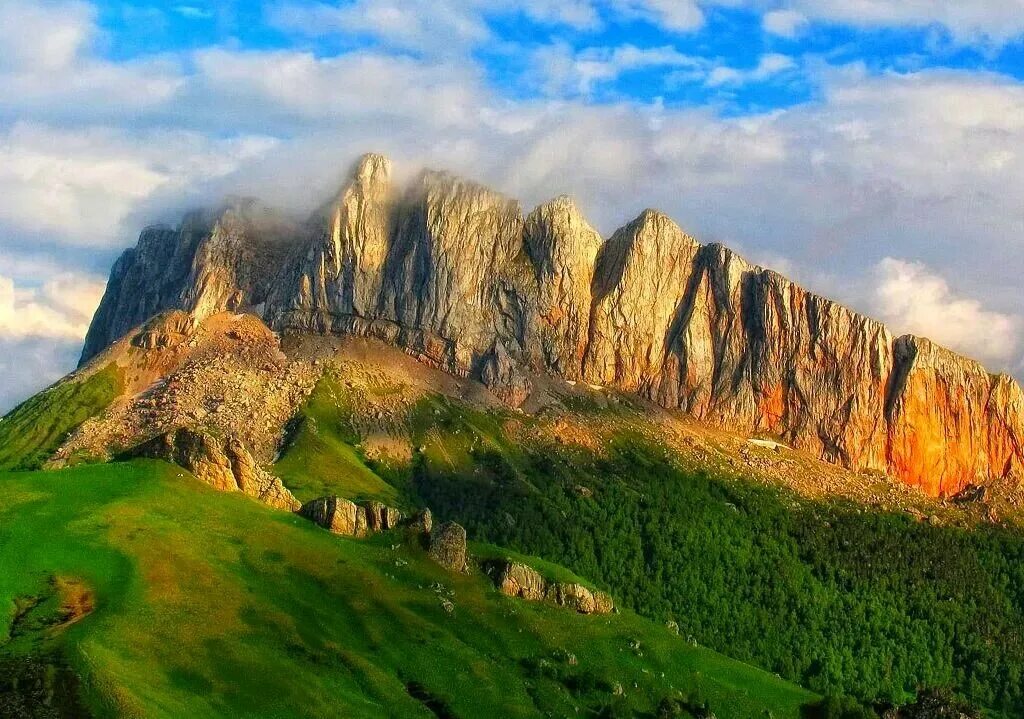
[81, 153, 1024, 498]
[4, 153, 1021, 717]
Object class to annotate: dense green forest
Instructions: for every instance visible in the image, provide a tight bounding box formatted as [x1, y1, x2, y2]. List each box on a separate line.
[395, 404, 1024, 717]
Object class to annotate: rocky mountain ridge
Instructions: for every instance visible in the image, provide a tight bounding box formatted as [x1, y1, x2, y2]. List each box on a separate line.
[81, 153, 1024, 497]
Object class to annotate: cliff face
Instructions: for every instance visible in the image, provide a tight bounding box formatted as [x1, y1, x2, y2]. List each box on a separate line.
[81, 153, 1024, 497]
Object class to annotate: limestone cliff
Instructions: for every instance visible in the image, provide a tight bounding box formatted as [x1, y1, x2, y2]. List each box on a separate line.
[81, 153, 1024, 497]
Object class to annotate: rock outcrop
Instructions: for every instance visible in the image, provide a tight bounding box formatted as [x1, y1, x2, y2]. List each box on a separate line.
[298, 495, 403, 537]
[484, 559, 614, 614]
[82, 152, 1024, 497]
[128, 428, 299, 510]
[428, 521, 468, 572]
[407, 508, 433, 536]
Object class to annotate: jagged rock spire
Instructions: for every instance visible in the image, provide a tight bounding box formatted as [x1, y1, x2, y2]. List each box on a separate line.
[524, 195, 602, 379]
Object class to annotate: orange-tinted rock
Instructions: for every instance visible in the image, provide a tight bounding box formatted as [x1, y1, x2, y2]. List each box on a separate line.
[885, 337, 1024, 496]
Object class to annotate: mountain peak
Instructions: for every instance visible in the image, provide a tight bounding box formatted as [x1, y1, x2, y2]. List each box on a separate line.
[350, 152, 391, 187]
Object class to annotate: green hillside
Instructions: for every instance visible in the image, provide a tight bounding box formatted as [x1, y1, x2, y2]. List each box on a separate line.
[0, 364, 122, 471]
[0, 461, 815, 718]
[407, 403, 1024, 716]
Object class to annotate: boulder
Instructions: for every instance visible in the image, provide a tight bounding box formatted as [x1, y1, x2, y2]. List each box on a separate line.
[298, 496, 361, 536]
[409, 508, 433, 535]
[363, 500, 403, 531]
[298, 496, 404, 537]
[428, 522, 467, 572]
[546, 583, 600, 614]
[484, 558, 614, 614]
[490, 561, 546, 601]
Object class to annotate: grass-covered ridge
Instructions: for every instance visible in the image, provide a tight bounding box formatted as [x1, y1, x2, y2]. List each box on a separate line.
[274, 382, 1020, 713]
[0, 364, 123, 471]
[0, 461, 815, 718]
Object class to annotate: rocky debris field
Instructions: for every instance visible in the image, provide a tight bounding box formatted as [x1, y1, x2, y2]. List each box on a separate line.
[52, 313, 321, 466]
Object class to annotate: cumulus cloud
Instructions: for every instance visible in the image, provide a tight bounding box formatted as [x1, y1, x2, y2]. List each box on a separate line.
[533, 43, 705, 95]
[266, 0, 491, 56]
[266, 0, 604, 56]
[0, 0, 93, 71]
[172, 5, 213, 20]
[192, 49, 487, 129]
[0, 270, 106, 412]
[762, 9, 808, 38]
[609, 0, 708, 32]
[706, 53, 796, 86]
[513, 0, 603, 29]
[872, 257, 1022, 368]
[0, 123, 278, 247]
[0, 0, 181, 120]
[0, 272, 105, 341]
[782, 0, 1024, 45]
[607, 0, 1024, 46]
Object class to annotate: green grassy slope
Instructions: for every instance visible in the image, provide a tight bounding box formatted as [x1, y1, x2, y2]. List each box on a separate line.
[274, 372, 401, 506]
[0, 462, 815, 718]
[0, 364, 123, 471]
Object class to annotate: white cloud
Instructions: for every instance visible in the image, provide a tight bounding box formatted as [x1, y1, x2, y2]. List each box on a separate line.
[609, 0, 707, 31]
[783, 0, 1024, 45]
[515, 0, 602, 29]
[266, 0, 493, 56]
[0, 123, 278, 247]
[173, 5, 213, 20]
[763, 9, 808, 38]
[0, 0, 182, 121]
[534, 43, 705, 95]
[192, 49, 487, 128]
[872, 257, 1021, 367]
[0, 0, 93, 71]
[0, 272, 105, 341]
[706, 53, 796, 86]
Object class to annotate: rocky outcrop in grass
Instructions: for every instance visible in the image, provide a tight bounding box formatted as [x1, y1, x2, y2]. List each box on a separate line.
[128, 428, 299, 511]
[297, 495, 403, 536]
[484, 559, 614, 615]
[428, 521, 468, 573]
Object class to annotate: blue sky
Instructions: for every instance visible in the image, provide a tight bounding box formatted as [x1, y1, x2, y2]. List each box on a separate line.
[2, 0, 1024, 410]
[88, 2, 1024, 110]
